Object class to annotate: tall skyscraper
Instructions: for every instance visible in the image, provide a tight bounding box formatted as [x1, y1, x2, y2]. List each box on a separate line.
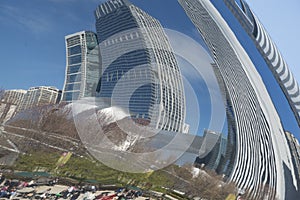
[226, 0, 300, 127]
[210, 63, 237, 178]
[94, 0, 187, 133]
[179, 0, 300, 199]
[18, 86, 60, 111]
[61, 31, 100, 102]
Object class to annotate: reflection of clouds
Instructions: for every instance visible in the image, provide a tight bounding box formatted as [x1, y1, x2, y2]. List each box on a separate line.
[165, 29, 214, 86]
[182, 76, 200, 135]
[165, 29, 226, 133]
[0, 5, 52, 35]
[0, 3, 85, 36]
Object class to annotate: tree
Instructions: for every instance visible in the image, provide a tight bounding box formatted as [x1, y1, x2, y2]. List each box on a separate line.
[242, 184, 278, 200]
[38, 104, 78, 138]
[7, 103, 78, 138]
[161, 164, 236, 200]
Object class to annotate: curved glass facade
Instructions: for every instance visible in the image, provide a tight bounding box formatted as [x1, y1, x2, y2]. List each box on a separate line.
[95, 0, 187, 133]
[215, 0, 299, 136]
[62, 31, 100, 102]
[179, 0, 300, 199]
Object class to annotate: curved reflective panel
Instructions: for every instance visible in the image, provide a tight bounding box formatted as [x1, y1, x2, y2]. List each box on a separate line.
[179, 0, 300, 199]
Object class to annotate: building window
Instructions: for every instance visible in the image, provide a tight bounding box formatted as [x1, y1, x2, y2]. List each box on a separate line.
[68, 64, 81, 74]
[68, 74, 81, 83]
[68, 55, 82, 65]
[68, 45, 81, 56]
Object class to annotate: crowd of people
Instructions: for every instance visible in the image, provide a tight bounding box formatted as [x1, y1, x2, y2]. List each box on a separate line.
[0, 174, 146, 200]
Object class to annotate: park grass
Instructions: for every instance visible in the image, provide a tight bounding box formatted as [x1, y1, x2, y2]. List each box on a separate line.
[12, 151, 175, 189]
[12, 151, 236, 199]
[14, 151, 60, 172]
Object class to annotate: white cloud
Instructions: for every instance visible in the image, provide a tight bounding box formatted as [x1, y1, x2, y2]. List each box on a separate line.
[0, 5, 53, 35]
[165, 28, 226, 133]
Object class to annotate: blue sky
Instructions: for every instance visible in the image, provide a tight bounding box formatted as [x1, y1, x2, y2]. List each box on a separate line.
[0, 0, 298, 90]
[248, 0, 300, 84]
[0, 0, 299, 137]
[0, 0, 200, 90]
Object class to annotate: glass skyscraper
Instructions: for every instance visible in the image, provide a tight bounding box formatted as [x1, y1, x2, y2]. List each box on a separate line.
[227, 0, 300, 127]
[61, 31, 100, 102]
[94, 0, 188, 133]
[179, 0, 300, 199]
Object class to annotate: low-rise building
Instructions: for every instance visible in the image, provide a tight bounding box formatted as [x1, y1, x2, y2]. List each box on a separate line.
[1, 89, 27, 106]
[18, 86, 60, 112]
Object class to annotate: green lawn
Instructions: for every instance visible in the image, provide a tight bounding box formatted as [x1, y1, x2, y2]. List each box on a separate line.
[13, 151, 175, 189]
